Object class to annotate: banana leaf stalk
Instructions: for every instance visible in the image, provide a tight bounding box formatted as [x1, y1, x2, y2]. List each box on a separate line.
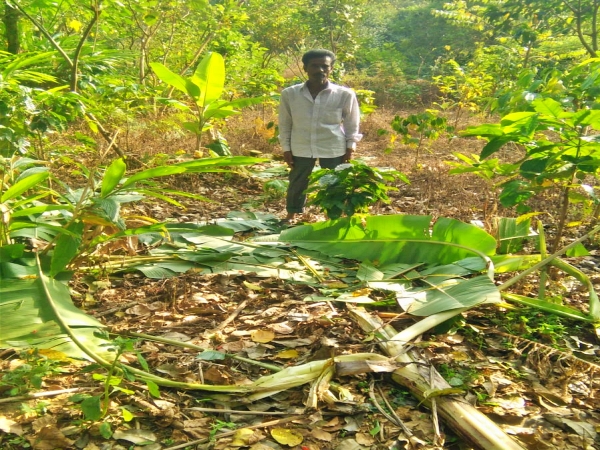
[499, 223, 600, 320]
[241, 353, 392, 403]
[348, 306, 526, 450]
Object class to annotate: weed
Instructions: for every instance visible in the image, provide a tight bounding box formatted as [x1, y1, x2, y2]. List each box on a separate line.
[0, 350, 68, 396]
[209, 419, 237, 441]
[501, 308, 569, 345]
[388, 387, 413, 407]
[437, 363, 479, 387]
[21, 400, 49, 417]
[1, 435, 31, 449]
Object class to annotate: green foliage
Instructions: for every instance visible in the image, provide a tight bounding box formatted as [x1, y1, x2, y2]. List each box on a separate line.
[457, 57, 600, 251]
[0, 51, 83, 157]
[0, 350, 67, 396]
[446, 152, 519, 218]
[151, 52, 265, 151]
[387, 110, 454, 162]
[355, 89, 377, 116]
[0, 154, 265, 275]
[462, 96, 600, 208]
[70, 337, 142, 421]
[494, 58, 600, 114]
[363, 0, 483, 78]
[263, 179, 288, 200]
[432, 56, 495, 122]
[305, 161, 408, 220]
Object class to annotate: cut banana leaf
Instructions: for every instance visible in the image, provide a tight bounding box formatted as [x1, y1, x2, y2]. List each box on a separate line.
[0, 257, 112, 360]
[396, 275, 501, 316]
[280, 215, 496, 266]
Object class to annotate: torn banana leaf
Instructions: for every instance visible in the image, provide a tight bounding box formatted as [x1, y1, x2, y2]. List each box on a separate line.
[0, 257, 113, 360]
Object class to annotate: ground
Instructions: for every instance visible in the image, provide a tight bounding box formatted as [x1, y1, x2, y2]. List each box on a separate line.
[1, 108, 599, 450]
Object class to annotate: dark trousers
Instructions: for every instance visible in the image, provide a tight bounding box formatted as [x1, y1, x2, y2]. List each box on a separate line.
[286, 155, 345, 214]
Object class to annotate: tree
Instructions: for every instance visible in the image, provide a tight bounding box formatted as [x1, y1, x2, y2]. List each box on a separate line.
[438, 0, 599, 59]
[2, 1, 20, 53]
[380, 0, 485, 78]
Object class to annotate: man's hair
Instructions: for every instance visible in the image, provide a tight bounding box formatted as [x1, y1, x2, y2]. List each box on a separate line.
[302, 49, 336, 66]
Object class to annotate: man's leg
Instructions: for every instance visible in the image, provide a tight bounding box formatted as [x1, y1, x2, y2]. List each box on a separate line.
[319, 155, 346, 170]
[286, 156, 317, 220]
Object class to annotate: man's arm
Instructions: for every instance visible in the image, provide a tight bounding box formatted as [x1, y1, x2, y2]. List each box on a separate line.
[343, 91, 363, 162]
[278, 89, 294, 167]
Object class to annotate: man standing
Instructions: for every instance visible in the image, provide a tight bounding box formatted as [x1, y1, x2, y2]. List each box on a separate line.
[278, 49, 362, 222]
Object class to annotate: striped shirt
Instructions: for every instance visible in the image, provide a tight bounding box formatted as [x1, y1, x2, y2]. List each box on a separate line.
[278, 82, 362, 158]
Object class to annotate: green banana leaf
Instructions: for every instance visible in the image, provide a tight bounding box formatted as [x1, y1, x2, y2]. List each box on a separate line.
[0, 257, 112, 360]
[395, 275, 500, 316]
[280, 215, 501, 315]
[279, 215, 497, 266]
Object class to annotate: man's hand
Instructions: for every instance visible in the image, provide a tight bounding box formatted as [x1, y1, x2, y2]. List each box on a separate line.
[343, 148, 353, 163]
[283, 151, 294, 167]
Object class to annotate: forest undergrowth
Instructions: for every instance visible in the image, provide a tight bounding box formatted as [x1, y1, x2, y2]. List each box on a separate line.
[1, 107, 600, 450]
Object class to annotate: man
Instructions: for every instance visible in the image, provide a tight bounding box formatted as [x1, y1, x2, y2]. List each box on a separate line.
[278, 49, 362, 222]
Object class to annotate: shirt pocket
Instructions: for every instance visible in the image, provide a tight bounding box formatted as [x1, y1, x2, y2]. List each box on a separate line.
[321, 107, 342, 125]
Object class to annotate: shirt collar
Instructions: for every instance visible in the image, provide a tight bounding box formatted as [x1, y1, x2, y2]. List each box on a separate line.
[303, 81, 333, 92]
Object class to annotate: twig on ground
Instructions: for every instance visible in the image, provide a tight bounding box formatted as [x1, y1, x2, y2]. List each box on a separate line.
[0, 387, 88, 404]
[430, 365, 442, 446]
[375, 383, 416, 439]
[94, 300, 140, 317]
[215, 299, 248, 332]
[368, 379, 405, 430]
[186, 407, 297, 415]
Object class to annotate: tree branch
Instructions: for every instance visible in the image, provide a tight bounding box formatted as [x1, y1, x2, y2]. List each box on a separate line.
[70, 2, 101, 92]
[12, 2, 73, 66]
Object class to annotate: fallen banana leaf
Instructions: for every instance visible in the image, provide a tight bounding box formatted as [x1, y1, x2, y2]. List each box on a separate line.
[0, 256, 112, 360]
[279, 214, 497, 267]
[499, 223, 600, 321]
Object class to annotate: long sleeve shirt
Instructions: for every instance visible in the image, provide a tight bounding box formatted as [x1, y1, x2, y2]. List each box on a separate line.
[278, 82, 363, 158]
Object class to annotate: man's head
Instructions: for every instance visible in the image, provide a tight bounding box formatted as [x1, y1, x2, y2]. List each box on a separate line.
[302, 49, 335, 87]
[302, 49, 336, 67]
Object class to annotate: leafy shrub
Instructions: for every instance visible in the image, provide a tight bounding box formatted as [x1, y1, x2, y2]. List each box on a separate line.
[306, 161, 409, 219]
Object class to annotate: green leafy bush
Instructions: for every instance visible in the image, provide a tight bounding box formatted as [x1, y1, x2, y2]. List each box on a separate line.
[387, 110, 454, 163]
[306, 161, 408, 220]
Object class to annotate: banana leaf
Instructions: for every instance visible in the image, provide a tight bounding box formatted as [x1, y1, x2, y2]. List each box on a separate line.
[0, 257, 112, 360]
[279, 215, 496, 266]
[281, 215, 500, 315]
[395, 275, 500, 316]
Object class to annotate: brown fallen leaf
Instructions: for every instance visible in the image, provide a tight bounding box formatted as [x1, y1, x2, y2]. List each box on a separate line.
[31, 415, 55, 432]
[28, 426, 74, 450]
[0, 416, 23, 436]
[355, 432, 376, 446]
[112, 428, 157, 444]
[203, 366, 232, 384]
[310, 428, 333, 442]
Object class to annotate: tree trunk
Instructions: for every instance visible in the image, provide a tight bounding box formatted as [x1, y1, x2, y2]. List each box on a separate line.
[2, 0, 20, 54]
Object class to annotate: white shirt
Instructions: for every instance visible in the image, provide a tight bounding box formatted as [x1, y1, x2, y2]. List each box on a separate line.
[278, 82, 362, 158]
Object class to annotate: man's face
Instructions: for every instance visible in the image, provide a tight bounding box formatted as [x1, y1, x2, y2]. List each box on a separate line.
[304, 56, 333, 86]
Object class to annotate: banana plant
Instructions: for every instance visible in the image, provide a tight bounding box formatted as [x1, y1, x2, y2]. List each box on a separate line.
[150, 52, 266, 152]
